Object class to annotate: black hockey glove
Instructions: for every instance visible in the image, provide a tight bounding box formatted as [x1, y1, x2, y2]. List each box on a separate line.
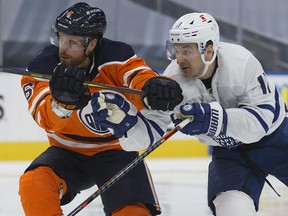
[142, 76, 183, 111]
[49, 63, 91, 110]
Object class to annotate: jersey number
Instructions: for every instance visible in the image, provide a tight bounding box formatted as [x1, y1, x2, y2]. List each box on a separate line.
[23, 83, 34, 101]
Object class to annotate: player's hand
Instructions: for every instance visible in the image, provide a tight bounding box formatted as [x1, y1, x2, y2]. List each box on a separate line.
[171, 102, 227, 136]
[142, 76, 183, 111]
[49, 63, 91, 110]
[91, 92, 138, 138]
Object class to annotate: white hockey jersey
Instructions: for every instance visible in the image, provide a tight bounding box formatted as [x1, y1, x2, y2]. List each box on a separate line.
[164, 42, 287, 146]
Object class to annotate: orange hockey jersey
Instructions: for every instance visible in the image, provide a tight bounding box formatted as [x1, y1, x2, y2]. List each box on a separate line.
[21, 38, 165, 156]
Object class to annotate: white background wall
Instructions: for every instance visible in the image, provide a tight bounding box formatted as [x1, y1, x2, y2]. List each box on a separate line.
[0, 74, 46, 141]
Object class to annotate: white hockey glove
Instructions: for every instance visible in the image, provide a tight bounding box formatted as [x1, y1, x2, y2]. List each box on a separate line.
[91, 92, 138, 138]
[171, 102, 227, 137]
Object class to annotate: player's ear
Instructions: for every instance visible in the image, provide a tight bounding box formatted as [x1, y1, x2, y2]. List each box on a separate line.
[88, 38, 97, 50]
[85, 38, 97, 56]
[205, 44, 214, 61]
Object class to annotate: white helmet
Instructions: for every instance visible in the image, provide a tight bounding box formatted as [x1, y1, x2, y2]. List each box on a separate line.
[169, 12, 219, 78]
[169, 12, 219, 54]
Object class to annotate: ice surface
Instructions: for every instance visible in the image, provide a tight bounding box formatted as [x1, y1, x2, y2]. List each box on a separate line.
[0, 158, 287, 216]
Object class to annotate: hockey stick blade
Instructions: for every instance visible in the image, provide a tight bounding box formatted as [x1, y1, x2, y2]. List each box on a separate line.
[67, 118, 191, 216]
[0, 66, 145, 96]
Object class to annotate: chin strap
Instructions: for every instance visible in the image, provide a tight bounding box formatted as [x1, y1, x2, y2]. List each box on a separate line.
[196, 51, 217, 79]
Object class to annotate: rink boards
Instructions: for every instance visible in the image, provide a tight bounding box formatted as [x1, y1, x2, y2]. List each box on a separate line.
[0, 136, 208, 160]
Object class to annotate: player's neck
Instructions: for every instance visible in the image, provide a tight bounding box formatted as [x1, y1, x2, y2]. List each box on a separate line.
[200, 60, 216, 80]
[77, 57, 92, 74]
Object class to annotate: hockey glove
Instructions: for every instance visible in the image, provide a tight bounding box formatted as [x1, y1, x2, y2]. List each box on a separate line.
[171, 102, 227, 137]
[49, 63, 91, 110]
[142, 76, 183, 111]
[91, 92, 138, 138]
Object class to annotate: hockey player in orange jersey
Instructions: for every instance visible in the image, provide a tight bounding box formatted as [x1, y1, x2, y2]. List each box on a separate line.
[18, 2, 183, 216]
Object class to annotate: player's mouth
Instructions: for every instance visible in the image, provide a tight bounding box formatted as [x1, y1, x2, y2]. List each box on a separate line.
[59, 56, 73, 66]
[60, 54, 72, 63]
[180, 66, 190, 73]
[60, 54, 70, 60]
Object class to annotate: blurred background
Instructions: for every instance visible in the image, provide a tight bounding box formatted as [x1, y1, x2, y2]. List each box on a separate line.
[0, 0, 287, 72]
[0, 1, 288, 215]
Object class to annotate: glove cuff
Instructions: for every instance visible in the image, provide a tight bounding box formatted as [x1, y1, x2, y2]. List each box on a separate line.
[51, 99, 73, 118]
[206, 102, 227, 137]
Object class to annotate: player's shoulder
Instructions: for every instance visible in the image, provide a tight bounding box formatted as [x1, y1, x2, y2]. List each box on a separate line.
[163, 60, 181, 77]
[218, 42, 252, 59]
[215, 42, 262, 86]
[27, 45, 59, 75]
[95, 38, 136, 64]
[217, 42, 256, 73]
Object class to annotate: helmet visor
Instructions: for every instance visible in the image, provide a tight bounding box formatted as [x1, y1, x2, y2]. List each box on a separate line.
[166, 40, 201, 60]
[166, 40, 176, 60]
[50, 25, 89, 51]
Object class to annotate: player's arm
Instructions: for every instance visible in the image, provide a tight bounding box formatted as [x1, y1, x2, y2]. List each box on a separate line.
[21, 74, 70, 131]
[172, 56, 283, 146]
[21, 63, 91, 130]
[123, 58, 183, 111]
[101, 42, 183, 111]
[222, 55, 283, 143]
[91, 91, 170, 151]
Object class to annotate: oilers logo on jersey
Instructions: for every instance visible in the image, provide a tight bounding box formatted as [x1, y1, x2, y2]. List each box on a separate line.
[78, 102, 110, 134]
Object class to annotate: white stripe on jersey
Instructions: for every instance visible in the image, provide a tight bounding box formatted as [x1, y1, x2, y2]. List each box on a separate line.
[46, 132, 120, 149]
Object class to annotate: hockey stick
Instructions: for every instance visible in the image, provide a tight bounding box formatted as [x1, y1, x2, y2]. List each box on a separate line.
[0, 66, 145, 96]
[67, 118, 191, 216]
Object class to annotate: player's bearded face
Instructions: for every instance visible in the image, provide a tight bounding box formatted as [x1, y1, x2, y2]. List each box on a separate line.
[58, 33, 88, 67]
[59, 49, 87, 67]
[174, 44, 204, 78]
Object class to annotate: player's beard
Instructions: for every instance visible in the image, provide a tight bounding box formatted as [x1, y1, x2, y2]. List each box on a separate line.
[59, 51, 86, 67]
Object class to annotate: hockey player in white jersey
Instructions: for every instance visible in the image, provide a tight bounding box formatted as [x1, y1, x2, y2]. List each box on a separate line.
[164, 12, 288, 216]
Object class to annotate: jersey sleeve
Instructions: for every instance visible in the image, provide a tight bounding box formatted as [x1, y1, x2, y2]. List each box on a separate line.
[21, 75, 71, 131]
[95, 41, 159, 110]
[21, 45, 73, 131]
[224, 54, 286, 143]
[119, 109, 171, 151]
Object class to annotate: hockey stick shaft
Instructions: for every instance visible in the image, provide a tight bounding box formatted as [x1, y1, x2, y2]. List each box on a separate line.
[0, 66, 145, 96]
[67, 118, 191, 216]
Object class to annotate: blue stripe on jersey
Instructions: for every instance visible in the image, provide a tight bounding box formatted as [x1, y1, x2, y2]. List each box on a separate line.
[257, 104, 274, 113]
[243, 107, 269, 133]
[257, 89, 281, 124]
[272, 89, 281, 123]
[257, 75, 267, 94]
[137, 112, 154, 147]
[146, 118, 165, 137]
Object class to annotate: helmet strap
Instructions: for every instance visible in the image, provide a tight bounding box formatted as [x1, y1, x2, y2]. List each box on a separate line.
[83, 37, 94, 57]
[197, 52, 217, 79]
